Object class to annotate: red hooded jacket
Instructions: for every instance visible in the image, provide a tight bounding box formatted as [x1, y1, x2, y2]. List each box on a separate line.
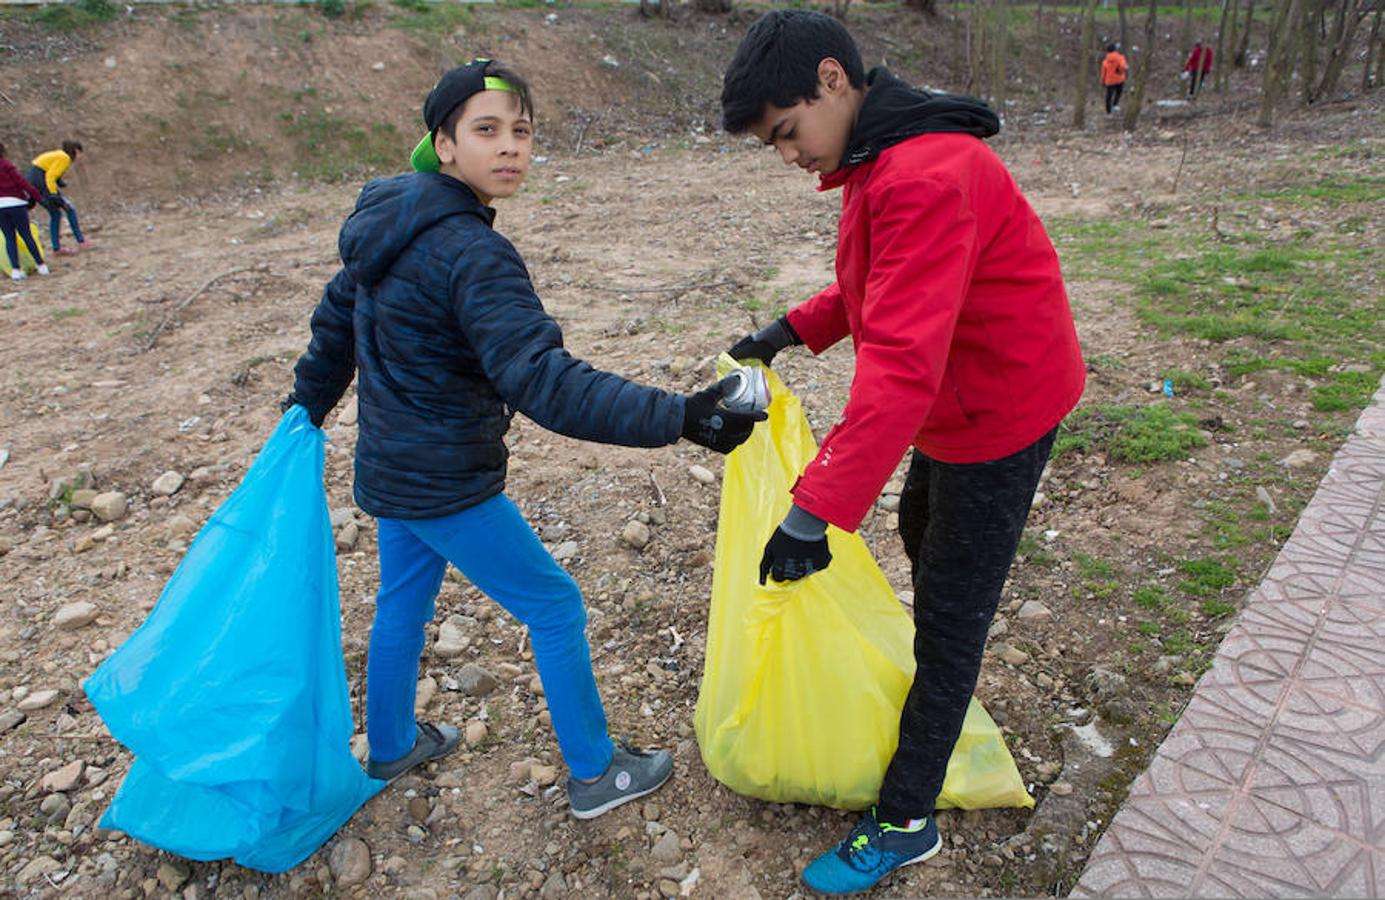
[0, 158, 42, 206]
[1186, 45, 1213, 73]
[784, 74, 1085, 532]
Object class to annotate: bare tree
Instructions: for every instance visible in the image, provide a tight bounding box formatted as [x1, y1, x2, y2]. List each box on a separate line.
[1074, 0, 1102, 127]
[904, 0, 940, 16]
[1258, 0, 1305, 126]
[1366, 1, 1384, 90]
[1215, 0, 1239, 89]
[1123, 0, 1159, 130]
[1119, 0, 1131, 49]
[1299, 0, 1322, 103]
[1183, 0, 1196, 51]
[1236, 0, 1258, 63]
[692, 0, 732, 11]
[1313, 0, 1368, 98]
[990, 0, 1009, 108]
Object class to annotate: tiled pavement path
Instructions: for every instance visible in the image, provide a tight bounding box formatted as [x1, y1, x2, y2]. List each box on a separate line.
[1073, 382, 1385, 898]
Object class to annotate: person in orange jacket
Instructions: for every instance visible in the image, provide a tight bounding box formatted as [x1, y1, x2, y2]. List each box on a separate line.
[1185, 41, 1213, 96]
[1102, 43, 1128, 114]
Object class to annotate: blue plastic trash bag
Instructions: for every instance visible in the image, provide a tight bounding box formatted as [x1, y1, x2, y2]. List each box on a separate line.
[84, 406, 382, 872]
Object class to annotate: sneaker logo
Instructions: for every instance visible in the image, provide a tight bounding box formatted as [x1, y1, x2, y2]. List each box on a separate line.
[615, 770, 631, 791]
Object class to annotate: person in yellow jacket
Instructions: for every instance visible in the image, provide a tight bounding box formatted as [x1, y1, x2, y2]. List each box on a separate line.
[26, 140, 93, 256]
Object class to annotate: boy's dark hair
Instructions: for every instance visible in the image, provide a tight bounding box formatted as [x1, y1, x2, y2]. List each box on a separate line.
[438, 61, 534, 144]
[62, 140, 83, 157]
[1106, 42, 1117, 52]
[720, 10, 865, 134]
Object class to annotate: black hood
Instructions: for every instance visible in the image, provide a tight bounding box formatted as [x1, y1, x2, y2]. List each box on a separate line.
[841, 68, 1000, 169]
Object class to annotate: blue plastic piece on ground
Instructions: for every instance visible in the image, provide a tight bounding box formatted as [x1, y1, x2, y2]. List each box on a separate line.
[84, 406, 382, 873]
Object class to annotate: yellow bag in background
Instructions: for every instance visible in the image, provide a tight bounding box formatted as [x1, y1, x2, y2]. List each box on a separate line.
[3, 222, 45, 274]
[694, 356, 1033, 812]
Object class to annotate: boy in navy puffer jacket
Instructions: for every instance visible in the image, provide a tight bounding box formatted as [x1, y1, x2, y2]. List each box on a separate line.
[286, 60, 763, 818]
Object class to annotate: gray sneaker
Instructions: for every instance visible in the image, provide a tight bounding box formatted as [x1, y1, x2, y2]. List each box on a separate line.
[567, 740, 673, 819]
[366, 721, 461, 783]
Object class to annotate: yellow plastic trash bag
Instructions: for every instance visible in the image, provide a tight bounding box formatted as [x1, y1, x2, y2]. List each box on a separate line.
[694, 356, 1033, 812]
[3, 223, 45, 274]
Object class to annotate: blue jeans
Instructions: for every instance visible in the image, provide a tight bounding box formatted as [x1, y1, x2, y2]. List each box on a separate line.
[0, 207, 43, 269]
[370, 494, 614, 779]
[47, 198, 84, 250]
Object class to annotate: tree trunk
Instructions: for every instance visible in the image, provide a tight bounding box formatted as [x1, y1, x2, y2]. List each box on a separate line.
[1184, 0, 1196, 51]
[1118, 0, 1131, 50]
[1236, 0, 1258, 63]
[1074, 0, 1102, 127]
[1365, 3, 1383, 90]
[904, 0, 939, 14]
[968, 0, 984, 92]
[1215, 0, 1238, 90]
[1299, 0, 1321, 103]
[1314, 0, 1364, 99]
[1123, 0, 1159, 130]
[990, 0, 1009, 109]
[1257, 0, 1304, 125]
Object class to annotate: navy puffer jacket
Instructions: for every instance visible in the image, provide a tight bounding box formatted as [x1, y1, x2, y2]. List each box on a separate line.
[290, 172, 685, 520]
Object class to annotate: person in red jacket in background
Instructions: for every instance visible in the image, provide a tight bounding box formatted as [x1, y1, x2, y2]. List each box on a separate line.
[0, 141, 48, 281]
[721, 10, 1085, 895]
[1102, 42, 1129, 114]
[1186, 40, 1213, 96]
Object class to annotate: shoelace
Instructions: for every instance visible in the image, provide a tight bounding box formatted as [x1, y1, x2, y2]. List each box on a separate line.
[417, 721, 445, 745]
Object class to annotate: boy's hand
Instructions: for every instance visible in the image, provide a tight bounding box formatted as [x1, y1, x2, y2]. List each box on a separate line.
[759, 506, 832, 584]
[681, 377, 767, 453]
[727, 317, 801, 367]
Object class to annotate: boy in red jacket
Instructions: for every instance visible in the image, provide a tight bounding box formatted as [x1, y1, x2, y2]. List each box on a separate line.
[722, 10, 1084, 895]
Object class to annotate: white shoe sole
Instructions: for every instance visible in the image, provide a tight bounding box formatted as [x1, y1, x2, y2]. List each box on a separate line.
[568, 771, 671, 820]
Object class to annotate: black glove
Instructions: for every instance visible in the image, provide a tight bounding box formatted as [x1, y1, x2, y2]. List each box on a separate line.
[759, 525, 832, 585]
[42, 196, 64, 213]
[727, 317, 801, 367]
[281, 394, 325, 428]
[681, 377, 767, 454]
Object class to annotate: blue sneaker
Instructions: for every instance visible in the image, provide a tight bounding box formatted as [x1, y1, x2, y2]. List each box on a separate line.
[801, 807, 942, 895]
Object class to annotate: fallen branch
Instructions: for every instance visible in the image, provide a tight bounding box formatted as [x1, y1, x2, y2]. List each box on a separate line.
[580, 279, 737, 297]
[143, 266, 253, 352]
[0, 88, 14, 106]
[648, 468, 667, 507]
[1172, 133, 1190, 194]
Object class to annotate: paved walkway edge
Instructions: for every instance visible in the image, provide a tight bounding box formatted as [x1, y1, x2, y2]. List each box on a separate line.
[1073, 378, 1385, 898]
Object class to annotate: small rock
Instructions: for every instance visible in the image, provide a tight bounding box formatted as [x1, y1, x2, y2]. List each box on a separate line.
[464, 886, 499, 900]
[167, 514, 199, 539]
[1086, 666, 1129, 700]
[53, 600, 98, 630]
[1172, 671, 1197, 686]
[329, 507, 356, 529]
[651, 830, 682, 863]
[643, 801, 661, 821]
[509, 759, 535, 783]
[335, 521, 359, 552]
[370, 61, 386, 72]
[337, 396, 359, 426]
[16, 855, 62, 885]
[39, 792, 71, 820]
[878, 494, 901, 512]
[41, 760, 84, 793]
[90, 492, 128, 522]
[1049, 781, 1074, 797]
[157, 860, 191, 891]
[687, 465, 715, 485]
[657, 879, 680, 898]
[329, 836, 371, 887]
[992, 643, 1029, 666]
[435, 615, 470, 659]
[1278, 449, 1318, 469]
[552, 540, 579, 562]
[621, 520, 651, 550]
[151, 471, 185, 496]
[414, 676, 437, 713]
[531, 764, 558, 786]
[464, 721, 488, 746]
[1016, 600, 1052, 622]
[408, 797, 430, 822]
[68, 487, 98, 509]
[17, 688, 59, 711]
[405, 824, 426, 844]
[0, 710, 26, 733]
[540, 870, 566, 899]
[457, 662, 498, 697]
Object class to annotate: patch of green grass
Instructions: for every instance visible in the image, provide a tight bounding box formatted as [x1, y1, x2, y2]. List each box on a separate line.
[1133, 584, 1168, 610]
[1253, 176, 1385, 206]
[1074, 552, 1115, 579]
[35, 0, 117, 31]
[1162, 630, 1197, 656]
[1200, 598, 1237, 618]
[1154, 703, 1181, 725]
[282, 110, 400, 181]
[1136, 621, 1161, 637]
[1204, 500, 1249, 549]
[1161, 368, 1211, 394]
[1088, 353, 1126, 370]
[51, 307, 85, 320]
[1177, 557, 1238, 597]
[1311, 371, 1381, 412]
[389, 0, 474, 35]
[1057, 403, 1208, 464]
